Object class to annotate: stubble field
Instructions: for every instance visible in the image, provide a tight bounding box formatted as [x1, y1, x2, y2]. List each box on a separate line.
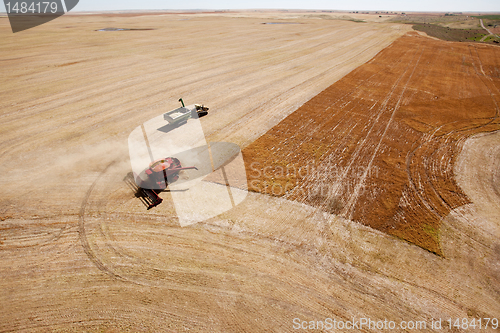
[0, 11, 499, 333]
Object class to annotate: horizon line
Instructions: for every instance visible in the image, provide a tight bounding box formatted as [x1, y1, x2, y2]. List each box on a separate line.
[1, 9, 500, 15]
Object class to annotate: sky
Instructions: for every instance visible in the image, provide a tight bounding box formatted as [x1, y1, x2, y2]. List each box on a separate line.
[71, 0, 500, 13]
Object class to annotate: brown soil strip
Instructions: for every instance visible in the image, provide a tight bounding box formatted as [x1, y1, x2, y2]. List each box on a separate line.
[412, 23, 493, 43]
[242, 31, 500, 254]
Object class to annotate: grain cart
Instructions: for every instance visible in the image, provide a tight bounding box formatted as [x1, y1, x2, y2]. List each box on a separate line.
[163, 98, 209, 127]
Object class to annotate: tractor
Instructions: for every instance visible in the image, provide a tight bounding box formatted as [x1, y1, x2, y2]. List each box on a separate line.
[163, 98, 209, 127]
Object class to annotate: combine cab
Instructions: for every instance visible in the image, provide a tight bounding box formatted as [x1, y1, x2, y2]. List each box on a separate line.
[139, 157, 198, 209]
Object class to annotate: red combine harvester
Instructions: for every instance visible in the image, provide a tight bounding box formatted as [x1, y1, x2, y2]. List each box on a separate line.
[140, 157, 198, 209]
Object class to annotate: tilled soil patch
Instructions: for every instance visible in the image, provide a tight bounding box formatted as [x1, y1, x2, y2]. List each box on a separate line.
[243, 32, 500, 254]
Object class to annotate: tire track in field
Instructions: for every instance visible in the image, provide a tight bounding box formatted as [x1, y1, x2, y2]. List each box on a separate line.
[408, 44, 500, 218]
[76, 170, 375, 327]
[278, 45, 413, 203]
[392, 41, 500, 253]
[403, 43, 500, 250]
[78, 161, 135, 283]
[342, 46, 425, 219]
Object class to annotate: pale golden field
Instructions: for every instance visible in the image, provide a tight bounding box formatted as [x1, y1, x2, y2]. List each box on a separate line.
[0, 11, 499, 332]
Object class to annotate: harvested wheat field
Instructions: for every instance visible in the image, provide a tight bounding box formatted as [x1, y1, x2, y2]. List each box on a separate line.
[1, 11, 500, 333]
